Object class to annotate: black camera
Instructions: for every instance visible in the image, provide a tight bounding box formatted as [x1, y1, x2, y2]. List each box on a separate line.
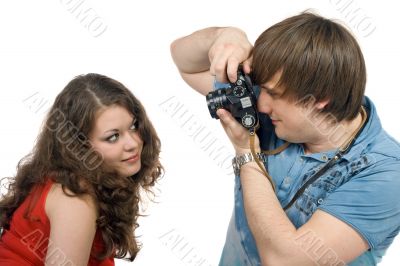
[206, 67, 258, 129]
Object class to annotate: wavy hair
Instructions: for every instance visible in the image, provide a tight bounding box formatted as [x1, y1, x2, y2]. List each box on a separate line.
[0, 73, 163, 260]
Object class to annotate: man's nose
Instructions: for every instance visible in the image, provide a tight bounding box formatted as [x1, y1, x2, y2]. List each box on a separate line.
[257, 91, 272, 115]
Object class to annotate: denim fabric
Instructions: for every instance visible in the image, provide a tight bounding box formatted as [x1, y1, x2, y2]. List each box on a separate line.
[218, 95, 400, 266]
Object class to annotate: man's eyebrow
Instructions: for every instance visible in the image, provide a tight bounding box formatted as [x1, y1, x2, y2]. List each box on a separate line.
[261, 85, 276, 92]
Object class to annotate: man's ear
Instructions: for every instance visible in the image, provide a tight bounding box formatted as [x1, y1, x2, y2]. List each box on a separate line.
[315, 99, 330, 110]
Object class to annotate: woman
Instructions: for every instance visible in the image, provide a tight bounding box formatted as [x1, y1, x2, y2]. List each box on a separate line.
[0, 73, 163, 265]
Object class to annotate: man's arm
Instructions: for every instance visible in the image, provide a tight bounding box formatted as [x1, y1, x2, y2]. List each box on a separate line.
[217, 109, 369, 265]
[240, 161, 369, 265]
[172, 26, 370, 265]
[170, 27, 253, 95]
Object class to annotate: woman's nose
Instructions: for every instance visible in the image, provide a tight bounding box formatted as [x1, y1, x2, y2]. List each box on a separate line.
[123, 132, 139, 151]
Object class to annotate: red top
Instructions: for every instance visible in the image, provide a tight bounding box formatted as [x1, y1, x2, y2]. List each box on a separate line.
[0, 180, 115, 266]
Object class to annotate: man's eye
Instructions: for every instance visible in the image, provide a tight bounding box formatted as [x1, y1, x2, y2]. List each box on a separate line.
[266, 90, 278, 98]
[106, 134, 119, 143]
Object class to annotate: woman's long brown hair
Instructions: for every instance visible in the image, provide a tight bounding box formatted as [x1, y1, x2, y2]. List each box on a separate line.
[0, 73, 163, 261]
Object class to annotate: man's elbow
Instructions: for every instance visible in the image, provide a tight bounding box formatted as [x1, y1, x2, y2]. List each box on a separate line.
[259, 248, 318, 266]
[170, 39, 180, 68]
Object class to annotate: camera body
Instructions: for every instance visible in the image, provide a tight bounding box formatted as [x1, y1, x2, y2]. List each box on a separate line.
[206, 68, 258, 129]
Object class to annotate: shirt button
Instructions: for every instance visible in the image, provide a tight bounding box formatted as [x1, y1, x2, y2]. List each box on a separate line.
[284, 177, 291, 185]
[321, 155, 328, 161]
[317, 198, 324, 205]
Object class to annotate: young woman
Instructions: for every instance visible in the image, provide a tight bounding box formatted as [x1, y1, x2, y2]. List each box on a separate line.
[0, 73, 163, 265]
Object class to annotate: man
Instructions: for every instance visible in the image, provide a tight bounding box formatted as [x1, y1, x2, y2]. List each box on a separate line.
[170, 12, 400, 265]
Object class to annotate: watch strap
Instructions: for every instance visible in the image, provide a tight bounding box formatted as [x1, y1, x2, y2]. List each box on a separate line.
[232, 152, 265, 175]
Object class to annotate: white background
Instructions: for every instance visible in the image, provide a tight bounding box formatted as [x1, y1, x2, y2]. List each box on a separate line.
[0, 1, 399, 265]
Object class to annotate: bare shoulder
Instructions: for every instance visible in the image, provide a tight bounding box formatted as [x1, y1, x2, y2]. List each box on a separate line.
[45, 183, 97, 222]
[44, 183, 99, 264]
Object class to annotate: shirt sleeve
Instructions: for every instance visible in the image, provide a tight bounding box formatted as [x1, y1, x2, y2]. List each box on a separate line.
[213, 79, 230, 90]
[318, 159, 400, 249]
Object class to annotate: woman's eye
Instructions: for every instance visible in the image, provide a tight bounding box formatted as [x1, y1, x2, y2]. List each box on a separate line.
[106, 134, 119, 143]
[130, 120, 138, 131]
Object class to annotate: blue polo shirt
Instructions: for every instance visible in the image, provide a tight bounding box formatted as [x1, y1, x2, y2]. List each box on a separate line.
[218, 95, 400, 265]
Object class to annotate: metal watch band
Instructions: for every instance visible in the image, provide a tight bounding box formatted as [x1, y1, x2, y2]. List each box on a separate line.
[232, 152, 265, 176]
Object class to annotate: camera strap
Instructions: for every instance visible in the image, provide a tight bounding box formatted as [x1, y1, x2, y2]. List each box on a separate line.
[249, 106, 367, 209]
[249, 127, 277, 192]
[249, 125, 291, 192]
[282, 106, 367, 211]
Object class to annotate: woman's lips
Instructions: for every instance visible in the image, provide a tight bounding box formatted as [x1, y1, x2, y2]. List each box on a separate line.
[122, 154, 139, 163]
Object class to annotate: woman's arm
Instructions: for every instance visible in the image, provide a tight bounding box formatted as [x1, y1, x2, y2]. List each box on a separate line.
[45, 184, 98, 266]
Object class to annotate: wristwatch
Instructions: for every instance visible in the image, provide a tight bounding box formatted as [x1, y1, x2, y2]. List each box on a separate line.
[232, 152, 266, 176]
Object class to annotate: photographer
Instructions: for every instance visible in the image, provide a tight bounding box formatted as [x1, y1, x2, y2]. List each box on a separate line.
[170, 12, 400, 266]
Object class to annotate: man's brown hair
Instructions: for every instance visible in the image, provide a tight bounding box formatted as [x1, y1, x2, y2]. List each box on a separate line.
[252, 12, 366, 121]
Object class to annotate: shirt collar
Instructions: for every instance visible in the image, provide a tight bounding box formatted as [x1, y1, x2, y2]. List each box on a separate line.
[293, 96, 381, 162]
[341, 96, 382, 161]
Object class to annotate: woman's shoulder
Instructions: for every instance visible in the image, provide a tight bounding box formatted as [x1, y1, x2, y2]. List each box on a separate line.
[43, 183, 100, 264]
[45, 182, 98, 222]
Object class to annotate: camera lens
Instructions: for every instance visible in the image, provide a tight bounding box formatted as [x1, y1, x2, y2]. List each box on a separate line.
[205, 67, 258, 129]
[206, 89, 227, 118]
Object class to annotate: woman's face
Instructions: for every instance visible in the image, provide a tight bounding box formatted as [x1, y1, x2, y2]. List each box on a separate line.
[89, 104, 143, 178]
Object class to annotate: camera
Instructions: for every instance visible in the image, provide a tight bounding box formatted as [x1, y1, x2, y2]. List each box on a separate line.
[206, 67, 259, 129]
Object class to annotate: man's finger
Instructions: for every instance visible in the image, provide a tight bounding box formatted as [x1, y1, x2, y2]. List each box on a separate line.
[243, 56, 253, 74]
[210, 55, 229, 83]
[217, 109, 238, 128]
[227, 58, 240, 83]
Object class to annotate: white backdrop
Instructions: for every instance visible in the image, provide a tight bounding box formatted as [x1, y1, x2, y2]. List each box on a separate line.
[0, 1, 399, 265]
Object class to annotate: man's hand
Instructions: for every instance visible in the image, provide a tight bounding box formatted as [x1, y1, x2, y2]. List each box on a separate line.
[209, 27, 253, 83]
[171, 26, 253, 95]
[217, 108, 261, 155]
